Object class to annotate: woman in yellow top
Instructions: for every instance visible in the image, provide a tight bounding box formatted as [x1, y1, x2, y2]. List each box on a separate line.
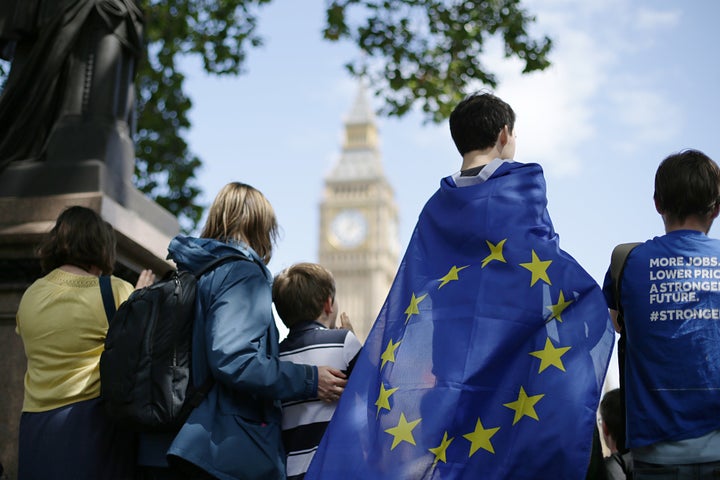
[15, 206, 154, 480]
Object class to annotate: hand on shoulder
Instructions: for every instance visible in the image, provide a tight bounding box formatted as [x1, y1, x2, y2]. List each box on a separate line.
[317, 366, 347, 403]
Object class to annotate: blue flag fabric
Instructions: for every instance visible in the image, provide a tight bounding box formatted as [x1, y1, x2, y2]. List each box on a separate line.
[306, 161, 614, 479]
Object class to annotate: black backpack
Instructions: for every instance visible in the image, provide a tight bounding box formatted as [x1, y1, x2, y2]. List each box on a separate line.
[100, 254, 247, 432]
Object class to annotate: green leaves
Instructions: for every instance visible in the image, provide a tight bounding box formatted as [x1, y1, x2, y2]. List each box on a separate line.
[323, 0, 552, 123]
[133, 0, 271, 230]
[1, 0, 551, 231]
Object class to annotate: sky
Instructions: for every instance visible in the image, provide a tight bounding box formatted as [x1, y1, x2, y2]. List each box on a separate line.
[181, 1, 720, 381]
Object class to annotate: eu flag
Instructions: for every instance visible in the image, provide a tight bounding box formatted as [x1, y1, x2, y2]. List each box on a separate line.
[306, 161, 614, 479]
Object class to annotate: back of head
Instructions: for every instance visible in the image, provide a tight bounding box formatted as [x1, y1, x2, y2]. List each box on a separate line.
[654, 149, 720, 222]
[272, 263, 335, 329]
[599, 388, 624, 451]
[201, 182, 278, 264]
[449, 91, 515, 155]
[37, 206, 116, 275]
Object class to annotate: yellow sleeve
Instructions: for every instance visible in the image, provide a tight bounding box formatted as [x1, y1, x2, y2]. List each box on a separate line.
[110, 275, 135, 306]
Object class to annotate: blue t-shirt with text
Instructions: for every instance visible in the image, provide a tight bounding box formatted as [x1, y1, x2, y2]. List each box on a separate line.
[603, 230, 720, 449]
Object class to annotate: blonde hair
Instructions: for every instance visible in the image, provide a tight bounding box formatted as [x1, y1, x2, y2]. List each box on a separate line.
[200, 182, 278, 264]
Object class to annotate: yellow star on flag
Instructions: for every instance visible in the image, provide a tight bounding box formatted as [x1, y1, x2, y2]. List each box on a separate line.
[385, 413, 421, 450]
[380, 338, 401, 369]
[546, 290, 574, 322]
[519, 250, 552, 286]
[404, 292, 428, 323]
[503, 386, 545, 425]
[375, 383, 399, 416]
[438, 265, 469, 288]
[481, 239, 507, 268]
[463, 418, 500, 456]
[529, 337, 572, 373]
[429, 431, 454, 465]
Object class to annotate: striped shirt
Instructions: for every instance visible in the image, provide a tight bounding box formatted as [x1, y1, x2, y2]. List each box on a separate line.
[279, 321, 362, 480]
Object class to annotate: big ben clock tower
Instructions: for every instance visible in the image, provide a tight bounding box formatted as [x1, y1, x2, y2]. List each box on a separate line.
[319, 82, 400, 341]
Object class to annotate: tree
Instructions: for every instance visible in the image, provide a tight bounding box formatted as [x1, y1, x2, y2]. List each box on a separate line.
[325, 0, 552, 122]
[2, 0, 551, 230]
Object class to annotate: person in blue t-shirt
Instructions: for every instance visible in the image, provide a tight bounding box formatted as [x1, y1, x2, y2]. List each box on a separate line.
[603, 149, 720, 479]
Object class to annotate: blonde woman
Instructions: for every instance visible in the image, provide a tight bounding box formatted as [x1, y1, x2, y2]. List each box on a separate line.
[138, 183, 347, 480]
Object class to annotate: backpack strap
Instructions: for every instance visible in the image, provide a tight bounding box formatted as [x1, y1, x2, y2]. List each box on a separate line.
[99, 275, 116, 322]
[609, 242, 641, 454]
[610, 242, 642, 314]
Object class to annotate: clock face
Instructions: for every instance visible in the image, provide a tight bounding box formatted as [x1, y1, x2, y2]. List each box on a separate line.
[330, 209, 368, 249]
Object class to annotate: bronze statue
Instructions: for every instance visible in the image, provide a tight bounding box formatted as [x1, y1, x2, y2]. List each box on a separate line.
[0, 0, 143, 177]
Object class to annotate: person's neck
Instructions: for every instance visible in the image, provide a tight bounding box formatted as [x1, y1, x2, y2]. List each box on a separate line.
[315, 315, 334, 329]
[460, 149, 500, 171]
[59, 264, 102, 276]
[664, 215, 712, 234]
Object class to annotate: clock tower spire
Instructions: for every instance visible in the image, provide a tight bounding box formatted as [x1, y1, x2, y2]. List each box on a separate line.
[318, 80, 400, 341]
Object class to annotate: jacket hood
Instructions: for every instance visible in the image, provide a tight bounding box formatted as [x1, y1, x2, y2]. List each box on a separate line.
[167, 235, 265, 274]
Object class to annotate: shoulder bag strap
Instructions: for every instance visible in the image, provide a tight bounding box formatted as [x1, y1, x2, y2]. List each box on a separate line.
[98, 275, 116, 322]
[610, 242, 642, 313]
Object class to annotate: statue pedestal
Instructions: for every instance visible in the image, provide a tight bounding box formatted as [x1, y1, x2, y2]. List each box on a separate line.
[0, 159, 179, 478]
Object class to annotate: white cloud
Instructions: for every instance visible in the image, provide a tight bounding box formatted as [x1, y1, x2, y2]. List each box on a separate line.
[607, 85, 683, 153]
[635, 7, 682, 30]
[460, 0, 686, 175]
[475, 9, 614, 175]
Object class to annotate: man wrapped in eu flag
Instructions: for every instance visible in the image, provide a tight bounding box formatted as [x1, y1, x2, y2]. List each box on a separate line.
[305, 92, 615, 479]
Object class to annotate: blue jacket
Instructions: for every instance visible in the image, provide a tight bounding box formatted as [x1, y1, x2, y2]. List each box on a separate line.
[166, 235, 318, 480]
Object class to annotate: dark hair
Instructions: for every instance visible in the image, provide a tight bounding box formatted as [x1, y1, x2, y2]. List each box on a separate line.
[654, 149, 720, 222]
[201, 182, 278, 264]
[599, 388, 624, 450]
[37, 206, 116, 275]
[449, 91, 516, 155]
[272, 263, 335, 329]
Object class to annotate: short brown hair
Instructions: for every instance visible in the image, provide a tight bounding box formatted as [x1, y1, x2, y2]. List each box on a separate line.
[37, 206, 116, 275]
[201, 182, 279, 264]
[654, 149, 720, 223]
[599, 388, 624, 451]
[449, 91, 516, 155]
[272, 263, 335, 328]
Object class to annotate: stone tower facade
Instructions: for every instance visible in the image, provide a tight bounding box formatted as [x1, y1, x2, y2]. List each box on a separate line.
[318, 82, 400, 341]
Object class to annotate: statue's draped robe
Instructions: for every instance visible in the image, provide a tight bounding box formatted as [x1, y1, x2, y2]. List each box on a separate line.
[0, 0, 142, 169]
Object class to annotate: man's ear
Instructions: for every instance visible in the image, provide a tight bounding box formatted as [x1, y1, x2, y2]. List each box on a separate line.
[654, 195, 663, 215]
[712, 203, 720, 220]
[498, 125, 510, 147]
[322, 296, 334, 314]
[601, 420, 610, 438]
